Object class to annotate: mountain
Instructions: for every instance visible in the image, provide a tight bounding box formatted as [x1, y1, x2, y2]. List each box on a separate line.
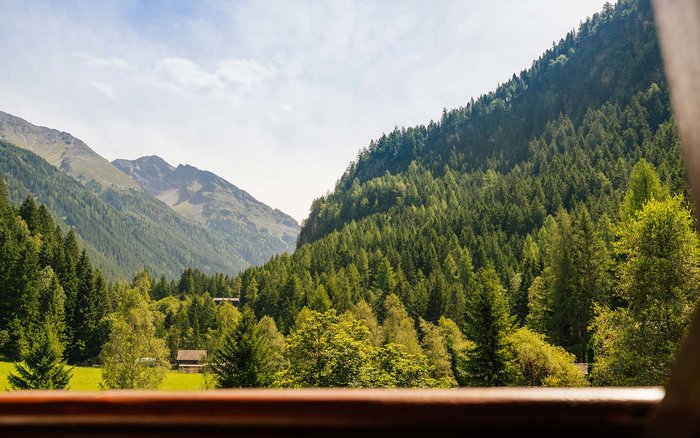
[0, 139, 252, 278]
[298, 0, 666, 246]
[113, 156, 299, 258]
[0, 111, 140, 191]
[231, 0, 684, 339]
[0, 114, 298, 279]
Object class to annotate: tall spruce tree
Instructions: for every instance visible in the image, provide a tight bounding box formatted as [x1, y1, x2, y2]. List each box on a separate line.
[211, 307, 273, 388]
[8, 323, 72, 390]
[464, 266, 517, 386]
[550, 206, 610, 361]
[620, 159, 667, 221]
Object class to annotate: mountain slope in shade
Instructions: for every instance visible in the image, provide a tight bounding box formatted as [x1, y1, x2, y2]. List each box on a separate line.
[0, 139, 250, 279]
[0, 112, 299, 278]
[113, 156, 299, 260]
[0, 111, 140, 191]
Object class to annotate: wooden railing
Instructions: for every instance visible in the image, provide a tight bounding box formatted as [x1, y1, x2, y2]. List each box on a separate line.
[0, 388, 663, 437]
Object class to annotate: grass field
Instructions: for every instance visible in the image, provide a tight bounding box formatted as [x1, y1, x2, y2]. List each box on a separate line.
[0, 362, 205, 391]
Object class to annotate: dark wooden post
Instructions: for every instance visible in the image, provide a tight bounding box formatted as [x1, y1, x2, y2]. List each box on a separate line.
[649, 0, 700, 436]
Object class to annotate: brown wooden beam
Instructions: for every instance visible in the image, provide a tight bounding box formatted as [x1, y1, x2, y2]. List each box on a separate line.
[0, 388, 661, 437]
[649, 0, 700, 437]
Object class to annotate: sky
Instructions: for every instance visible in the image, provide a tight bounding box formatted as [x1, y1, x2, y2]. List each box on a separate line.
[0, 0, 606, 222]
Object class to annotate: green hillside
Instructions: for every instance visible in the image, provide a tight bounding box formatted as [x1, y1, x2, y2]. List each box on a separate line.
[0, 140, 248, 278]
[299, 0, 665, 246]
[225, 0, 697, 386]
[242, 0, 677, 320]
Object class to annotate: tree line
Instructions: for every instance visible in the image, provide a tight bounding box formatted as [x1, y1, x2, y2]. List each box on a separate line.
[2, 154, 696, 389]
[2, 0, 697, 390]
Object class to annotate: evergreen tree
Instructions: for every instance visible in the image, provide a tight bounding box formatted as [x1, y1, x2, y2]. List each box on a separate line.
[211, 307, 273, 388]
[620, 159, 666, 221]
[381, 294, 422, 355]
[592, 196, 700, 385]
[8, 323, 72, 390]
[464, 267, 517, 386]
[550, 206, 610, 360]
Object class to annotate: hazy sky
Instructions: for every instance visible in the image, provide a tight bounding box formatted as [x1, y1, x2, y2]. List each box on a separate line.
[0, 0, 605, 221]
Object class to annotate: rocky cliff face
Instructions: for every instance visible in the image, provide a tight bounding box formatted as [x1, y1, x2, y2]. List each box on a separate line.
[114, 156, 299, 257]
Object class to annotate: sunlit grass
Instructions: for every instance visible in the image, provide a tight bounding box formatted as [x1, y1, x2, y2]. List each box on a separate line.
[0, 362, 205, 391]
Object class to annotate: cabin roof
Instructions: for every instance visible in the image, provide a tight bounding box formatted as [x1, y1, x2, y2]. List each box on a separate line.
[176, 350, 207, 362]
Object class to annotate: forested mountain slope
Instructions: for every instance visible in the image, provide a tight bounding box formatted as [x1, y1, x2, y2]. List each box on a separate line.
[299, 0, 665, 246]
[0, 111, 140, 191]
[231, 0, 693, 382]
[0, 114, 300, 277]
[0, 140, 248, 278]
[113, 156, 299, 261]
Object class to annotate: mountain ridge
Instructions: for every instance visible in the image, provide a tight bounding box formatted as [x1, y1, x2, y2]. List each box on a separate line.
[113, 156, 299, 253]
[0, 110, 140, 191]
[0, 113, 299, 278]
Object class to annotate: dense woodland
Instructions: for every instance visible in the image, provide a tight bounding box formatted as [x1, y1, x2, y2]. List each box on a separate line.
[1, 0, 699, 389]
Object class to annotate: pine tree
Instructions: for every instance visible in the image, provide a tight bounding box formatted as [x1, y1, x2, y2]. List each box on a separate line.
[382, 294, 422, 355]
[8, 323, 72, 390]
[68, 250, 95, 363]
[620, 159, 666, 221]
[550, 206, 610, 360]
[211, 307, 273, 388]
[375, 258, 397, 296]
[464, 266, 516, 386]
[18, 196, 39, 234]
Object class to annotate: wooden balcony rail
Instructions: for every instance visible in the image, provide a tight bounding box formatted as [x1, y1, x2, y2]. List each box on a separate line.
[650, 0, 700, 436]
[0, 387, 662, 437]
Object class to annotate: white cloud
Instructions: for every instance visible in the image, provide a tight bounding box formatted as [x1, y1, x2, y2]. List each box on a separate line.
[217, 59, 277, 91]
[0, 0, 606, 222]
[151, 56, 276, 101]
[82, 55, 133, 71]
[154, 57, 219, 92]
[89, 80, 116, 99]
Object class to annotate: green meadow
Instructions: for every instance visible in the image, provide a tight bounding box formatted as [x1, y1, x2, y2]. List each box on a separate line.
[0, 362, 205, 391]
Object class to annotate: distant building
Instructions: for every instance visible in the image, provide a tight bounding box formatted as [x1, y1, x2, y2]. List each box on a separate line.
[213, 297, 240, 307]
[176, 350, 207, 373]
[574, 363, 589, 375]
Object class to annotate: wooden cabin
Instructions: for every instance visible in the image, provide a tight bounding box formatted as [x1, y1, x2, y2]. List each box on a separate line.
[213, 297, 240, 307]
[176, 350, 207, 373]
